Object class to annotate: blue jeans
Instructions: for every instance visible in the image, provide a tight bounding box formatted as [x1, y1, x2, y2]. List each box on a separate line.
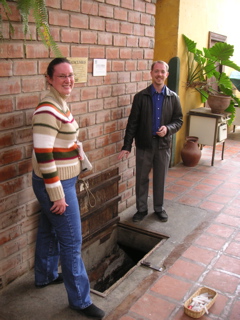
[32, 172, 92, 309]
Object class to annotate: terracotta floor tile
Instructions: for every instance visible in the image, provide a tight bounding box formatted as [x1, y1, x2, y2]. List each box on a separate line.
[194, 184, 216, 192]
[215, 213, 240, 227]
[130, 292, 176, 320]
[207, 194, 232, 204]
[207, 293, 229, 317]
[164, 192, 179, 201]
[150, 275, 192, 301]
[229, 299, 240, 320]
[166, 184, 188, 194]
[178, 196, 201, 207]
[215, 186, 239, 197]
[194, 233, 226, 251]
[230, 198, 240, 207]
[119, 316, 135, 320]
[223, 207, 240, 217]
[206, 223, 235, 238]
[182, 245, 217, 265]
[225, 241, 240, 257]
[200, 201, 225, 212]
[175, 179, 197, 187]
[205, 173, 226, 181]
[167, 259, 205, 281]
[184, 189, 209, 199]
[234, 231, 240, 241]
[214, 254, 240, 275]
[203, 270, 239, 293]
[201, 178, 223, 186]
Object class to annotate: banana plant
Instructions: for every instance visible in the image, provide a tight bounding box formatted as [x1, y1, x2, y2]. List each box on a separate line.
[0, 0, 62, 57]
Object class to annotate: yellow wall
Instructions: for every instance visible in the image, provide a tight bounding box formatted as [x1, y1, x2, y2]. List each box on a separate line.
[154, 0, 240, 164]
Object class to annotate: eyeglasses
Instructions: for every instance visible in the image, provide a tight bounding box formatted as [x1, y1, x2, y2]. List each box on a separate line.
[56, 74, 74, 79]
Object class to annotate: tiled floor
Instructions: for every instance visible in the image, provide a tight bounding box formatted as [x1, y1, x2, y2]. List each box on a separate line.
[115, 131, 240, 320]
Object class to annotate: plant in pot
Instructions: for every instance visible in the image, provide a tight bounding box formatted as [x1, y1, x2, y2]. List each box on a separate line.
[183, 34, 240, 123]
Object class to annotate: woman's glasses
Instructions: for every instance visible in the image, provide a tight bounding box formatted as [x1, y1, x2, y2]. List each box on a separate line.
[56, 74, 74, 79]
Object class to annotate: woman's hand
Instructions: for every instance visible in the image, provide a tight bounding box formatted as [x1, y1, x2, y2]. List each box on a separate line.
[50, 198, 69, 215]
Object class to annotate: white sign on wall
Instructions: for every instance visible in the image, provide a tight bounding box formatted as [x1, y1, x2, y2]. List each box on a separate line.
[93, 59, 107, 76]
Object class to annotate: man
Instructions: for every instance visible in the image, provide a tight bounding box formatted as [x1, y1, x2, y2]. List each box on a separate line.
[118, 60, 183, 222]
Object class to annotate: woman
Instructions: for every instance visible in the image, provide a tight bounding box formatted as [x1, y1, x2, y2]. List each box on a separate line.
[32, 58, 105, 319]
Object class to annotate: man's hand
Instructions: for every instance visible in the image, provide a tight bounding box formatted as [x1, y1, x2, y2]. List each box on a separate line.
[118, 150, 130, 160]
[156, 126, 167, 137]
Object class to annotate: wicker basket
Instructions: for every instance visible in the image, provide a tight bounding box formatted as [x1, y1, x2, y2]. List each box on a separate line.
[184, 287, 218, 318]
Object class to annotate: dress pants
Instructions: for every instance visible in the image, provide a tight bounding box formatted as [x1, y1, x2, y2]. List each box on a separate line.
[135, 137, 170, 212]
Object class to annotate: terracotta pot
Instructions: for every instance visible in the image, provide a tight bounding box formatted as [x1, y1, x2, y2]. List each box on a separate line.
[207, 94, 231, 114]
[181, 136, 201, 167]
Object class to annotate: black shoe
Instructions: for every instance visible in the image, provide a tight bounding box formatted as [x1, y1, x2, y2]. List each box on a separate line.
[35, 273, 63, 288]
[74, 304, 105, 319]
[155, 210, 168, 222]
[132, 210, 148, 222]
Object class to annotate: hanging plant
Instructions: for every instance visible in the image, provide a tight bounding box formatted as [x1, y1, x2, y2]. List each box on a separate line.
[0, 0, 63, 57]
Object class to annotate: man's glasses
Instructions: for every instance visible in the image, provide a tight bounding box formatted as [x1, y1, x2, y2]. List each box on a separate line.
[56, 74, 74, 79]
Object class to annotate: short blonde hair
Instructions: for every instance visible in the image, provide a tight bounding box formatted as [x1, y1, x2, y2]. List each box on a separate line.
[151, 60, 169, 71]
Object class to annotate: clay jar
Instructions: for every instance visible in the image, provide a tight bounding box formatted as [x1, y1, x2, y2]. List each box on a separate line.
[181, 136, 201, 167]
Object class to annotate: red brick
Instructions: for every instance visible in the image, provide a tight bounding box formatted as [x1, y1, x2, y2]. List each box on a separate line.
[113, 34, 127, 46]
[121, 0, 133, 10]
[146, 3, 156, 15]
[11, 23, 36, 40]
[79, 114, 95, 128]
[81, 31, 97, 44]
[99, 4, 113, 18]
[97, 85, 112, 98]
[144, 48, 154, 59]
[120, 22, 133, 35]
[0, 252, 21, 273]
[103, 144, 116, 157]
[141, 13, 152, 25]
[145, 25, 155, 37]
[0, 132, 14, 148]
[71, 45, 88, 57]
[1, 2, 21, 22]
[88, 99, 104, 112]
[106, 20, 120, 33]
[22, 78, 46, 93]
[132, 49, 144, 59]
[128, 11, 141, 23]
[51, 44, 70, 57]
[119, 95, 131, 106]
[112, 61, 124, 71]
[13, 61, 37, 76]
[25, 43, 49, 59]
[0, 206, 26, 230]
[0, 61, 12, 77]
[106, 0, 120, 5]
[1, 21, 9, 39]
[96, 110, 111, 124]
[0, 112, 24, 130]
[126, 60, 137, 71]
[61, 29, 80, 43]
[89, 17, 105, 31]
[118, 72, 130, 83]
[0, 43, 24, 58]
[16, 94, 40, 110]
[49, 10, 69, 26]
[62, 0, 80, 11]
[106, 47, 119, 59]
[89, 47, 105, 58]
[114, 8, 128, 21]
[134, 0, 146, 13]
[104, 73, 118, 85]
[88, 124, 104, 139]
[81, 87, 97, 100]
[133, 24, 145, 36]
[71, 101, 88, 115]
[104, 97, 118, 109]
[81, 0, 98, 15]
[127, 36, 138, 47]
[0, 148, 23, 166]
[98, 33, 113, 46]
[46, 0, 60, 9]
[18, 159, 33, 176]
[71, 14, 88, 29]
[120, 48, 132, 59]
[104, 121, 117, 134]
[0, 97, 14, 114]
[15, 128, 33, 144]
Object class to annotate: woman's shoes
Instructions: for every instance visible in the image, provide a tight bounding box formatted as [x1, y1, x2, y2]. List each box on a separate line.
[35, 273, 64, 288]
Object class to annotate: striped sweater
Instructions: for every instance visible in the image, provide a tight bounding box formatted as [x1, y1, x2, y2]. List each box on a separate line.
[32, 86, 80, 202]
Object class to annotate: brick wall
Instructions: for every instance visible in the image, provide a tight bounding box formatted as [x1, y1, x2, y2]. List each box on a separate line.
[0, 0, 156, 289]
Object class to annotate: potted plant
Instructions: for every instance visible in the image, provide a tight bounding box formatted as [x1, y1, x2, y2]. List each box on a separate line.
[183, 34, 240, 122]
